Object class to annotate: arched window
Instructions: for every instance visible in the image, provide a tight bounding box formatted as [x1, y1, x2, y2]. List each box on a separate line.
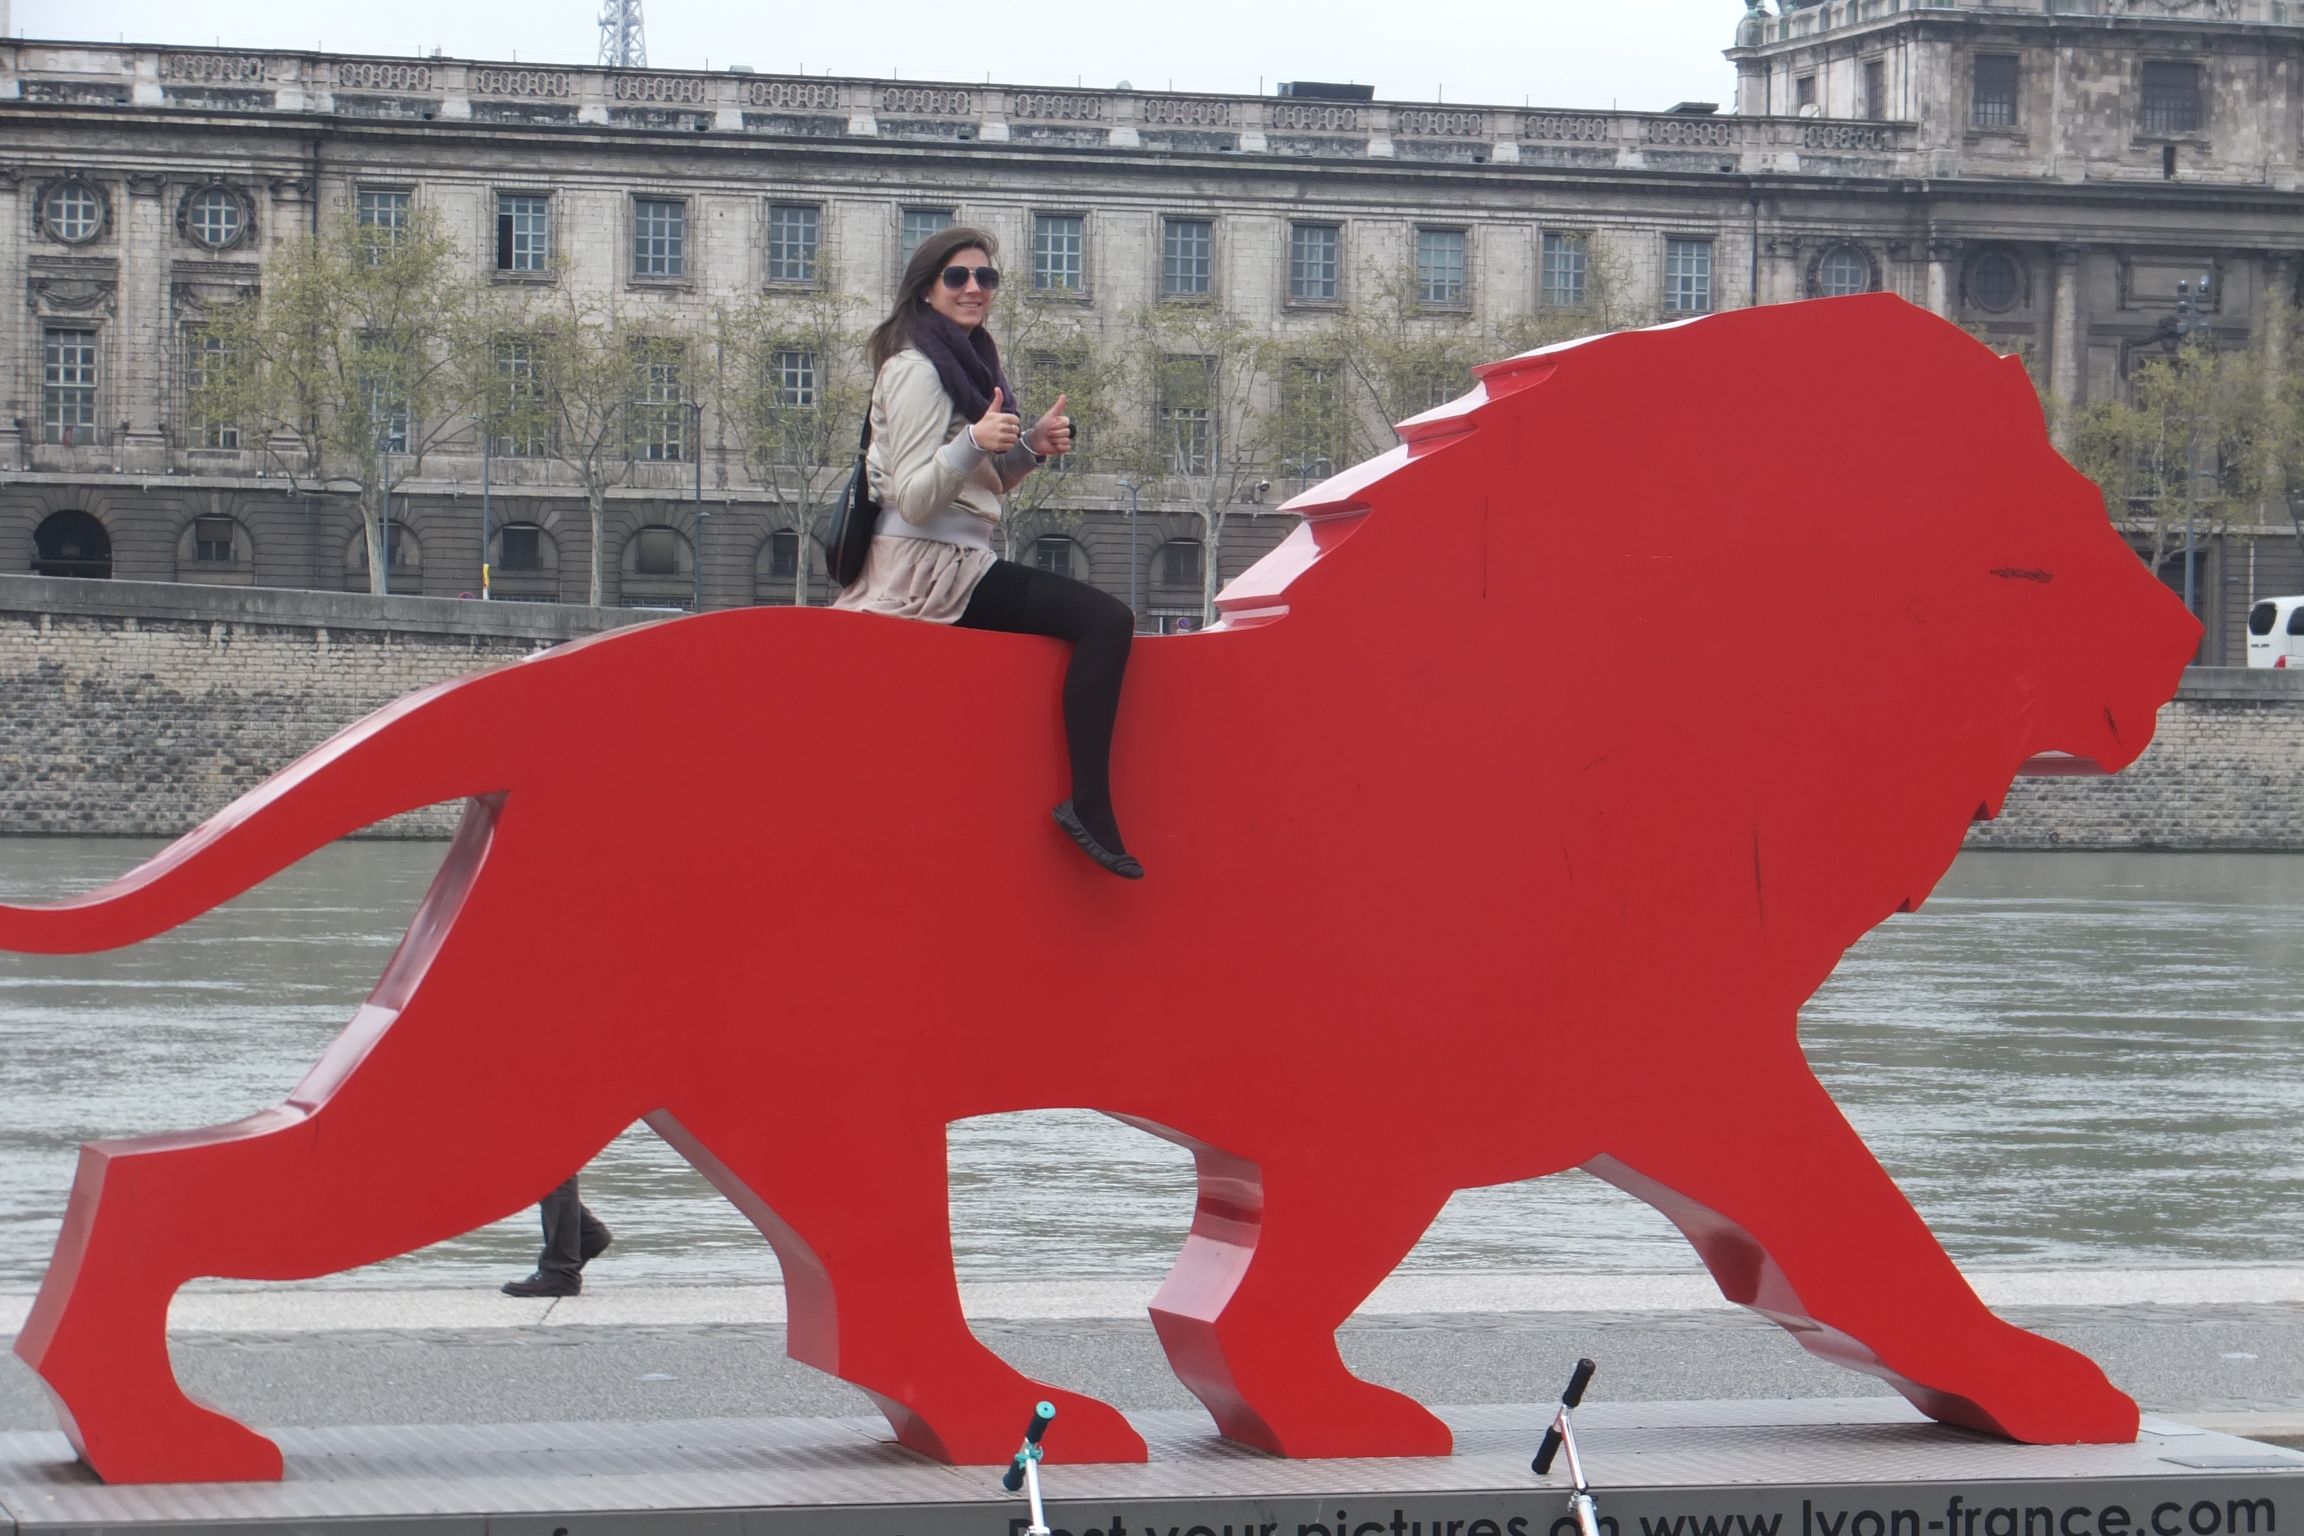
[181, 185, 249, 251]
[39, 179, 107, 245]
[176, 512, 252, 579]
[767, 529, 801, 580]
[492, 522, 555, 575]
[344, 520, 421, 589]
[621, 523, 693, 608]
[754, 528, 824, 606]
[31, 510, 112, 579]
[1811, 244, 1878, 298]
[1156, 539, 1203, 590]
[1968, 249, 2025, 314]
[488, 522, 560, 602]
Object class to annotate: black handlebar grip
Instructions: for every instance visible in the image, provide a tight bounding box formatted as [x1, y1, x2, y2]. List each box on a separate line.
[1534, 1426, 1565, 1477]
[1562, 1358, 1597, 1409]
[1001, 1401, 1057, 1492]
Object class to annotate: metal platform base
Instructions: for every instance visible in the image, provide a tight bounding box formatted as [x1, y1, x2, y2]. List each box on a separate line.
[2, 1400, 2299, 1536]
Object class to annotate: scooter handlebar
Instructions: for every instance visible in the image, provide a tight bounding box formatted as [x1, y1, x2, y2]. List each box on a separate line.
[1001, 1401, 1057, 1492]
[1533, 1360, 1597, 1475]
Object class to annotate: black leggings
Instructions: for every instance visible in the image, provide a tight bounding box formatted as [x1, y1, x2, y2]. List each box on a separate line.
[957, 559, 1135, 851]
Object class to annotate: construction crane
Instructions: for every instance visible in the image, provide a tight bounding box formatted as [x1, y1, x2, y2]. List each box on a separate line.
[598, 0, 645, 69]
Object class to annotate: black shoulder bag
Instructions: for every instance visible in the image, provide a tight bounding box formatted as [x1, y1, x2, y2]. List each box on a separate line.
[827, 414, 878, 588]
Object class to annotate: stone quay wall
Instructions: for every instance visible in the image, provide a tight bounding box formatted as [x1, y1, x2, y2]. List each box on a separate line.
[1974, 666, 2304, 852]
[1, 574, 2301, 849]
[0, 575, 649, 839]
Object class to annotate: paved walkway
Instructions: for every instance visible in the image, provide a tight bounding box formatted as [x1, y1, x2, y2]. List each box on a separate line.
[3, 1267, 2298, 1446]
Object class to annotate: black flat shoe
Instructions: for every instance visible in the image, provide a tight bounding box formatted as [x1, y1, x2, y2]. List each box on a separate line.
[501, 1271, 581, 1298]
[1053, 801, 1144, 880]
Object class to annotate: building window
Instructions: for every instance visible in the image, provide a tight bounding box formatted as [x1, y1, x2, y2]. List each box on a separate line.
[1812, 244, 1875, 298]
[183, 327, 239, 449]
[1972, 54, 2020, 128]
[32, 510, 111, 578]
[767, 529, 800, 579]
[1162, 217, 1213, 297]
[42, 327, 99, 444]
[634, 526, 681, 577]
[496, 193, 550, 273]
[493, 336, 550, 457]
[1161, 540, 1204, 588]
[766, 202, 819, 284]
[773, 349, 817, 409]
[1155, 356, 1214, 475]
[192, 515, 237, 564]
[40, 179, 105, 244]
[1288, 222, 1340, 302]
[1664, 238, 1714, 315]
[1863, 59, 1887, 121]
[355, 188, 410, 260]
[633, 346, 686, 462]
[1032, 537, 1073, 578]
[1969, 249, 2024, 313]
[2141, 60, 2203, 136]
[362, 374, 410, 454]
[184, 186, 246, 250]
[1795, 74, 1816, 112]
[1541, 231, 1589, 308]
[634, 198, 686, 279]
[1280, 359, 1342, 479]
[1416, 227, 1467, 307]
[900, 207, 953, 266]
[499, 524, 545, 572]
[1032, 213, 1085, 292]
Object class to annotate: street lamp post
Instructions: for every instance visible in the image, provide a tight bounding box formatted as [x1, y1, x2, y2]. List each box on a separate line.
[1117, 477, 1141, 625]
[2172, 274, 2211, 620]
[689, 399, 707, 613]
[480, 421, 493, 601]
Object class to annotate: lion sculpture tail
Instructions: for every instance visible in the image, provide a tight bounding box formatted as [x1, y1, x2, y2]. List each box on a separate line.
[0, 670, 512, 956]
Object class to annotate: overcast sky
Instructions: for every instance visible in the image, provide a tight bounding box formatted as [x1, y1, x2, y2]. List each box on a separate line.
[22, 0, 1748, 113]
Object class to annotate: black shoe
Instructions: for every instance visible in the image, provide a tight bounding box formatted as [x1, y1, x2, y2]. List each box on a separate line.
[501, 1271, 581, 1298]
[1053, 801, 1144, 880]
[579, 1226, 613, 1266]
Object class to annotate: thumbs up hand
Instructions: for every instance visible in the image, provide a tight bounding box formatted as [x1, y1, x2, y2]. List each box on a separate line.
[1028, 394, 1073, 459]
[971, 387, 1022, 454]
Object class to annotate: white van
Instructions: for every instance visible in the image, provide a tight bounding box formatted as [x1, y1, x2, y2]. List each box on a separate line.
[2245, 595, 2304, 668]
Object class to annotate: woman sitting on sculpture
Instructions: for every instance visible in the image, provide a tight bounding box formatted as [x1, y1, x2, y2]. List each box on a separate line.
[835, 225, 1142, 879]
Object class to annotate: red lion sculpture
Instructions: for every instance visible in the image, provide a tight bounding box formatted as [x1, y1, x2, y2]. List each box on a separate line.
[2, 296, 2199, 1485]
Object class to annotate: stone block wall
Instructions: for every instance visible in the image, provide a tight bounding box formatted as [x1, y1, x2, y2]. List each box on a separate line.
[2, 573, 2301, 848]
[1971, 667, 2304, 851]
[0, 575, 647, 838]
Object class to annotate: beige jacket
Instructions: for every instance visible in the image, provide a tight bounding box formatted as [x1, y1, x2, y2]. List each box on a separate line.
[865, 348, 1040, 552]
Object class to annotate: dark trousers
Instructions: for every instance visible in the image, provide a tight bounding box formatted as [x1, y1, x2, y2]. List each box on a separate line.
[957, 558, 1136, 849]
[537, 1176, 609, 1280]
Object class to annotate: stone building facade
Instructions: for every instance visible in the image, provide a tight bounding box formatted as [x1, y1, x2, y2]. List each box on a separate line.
[5, 0, 2304, 655]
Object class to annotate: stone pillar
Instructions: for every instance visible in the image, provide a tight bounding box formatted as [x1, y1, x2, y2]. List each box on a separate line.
[1925, 239, 1962, 319]
[2048, 244, 2084, 444]
[116, 172, 171, 465]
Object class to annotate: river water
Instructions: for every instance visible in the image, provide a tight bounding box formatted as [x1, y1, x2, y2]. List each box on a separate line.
[0, 840, 2298, 1292]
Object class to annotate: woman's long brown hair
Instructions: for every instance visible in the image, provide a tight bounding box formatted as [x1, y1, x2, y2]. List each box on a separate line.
[866, 225, 1002, 375]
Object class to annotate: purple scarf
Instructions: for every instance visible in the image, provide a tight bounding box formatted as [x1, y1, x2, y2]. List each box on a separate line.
[913, 307, 1020, 425]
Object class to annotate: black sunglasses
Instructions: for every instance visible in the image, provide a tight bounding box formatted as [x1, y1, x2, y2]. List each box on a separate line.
[938, 265, 1002, 291]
